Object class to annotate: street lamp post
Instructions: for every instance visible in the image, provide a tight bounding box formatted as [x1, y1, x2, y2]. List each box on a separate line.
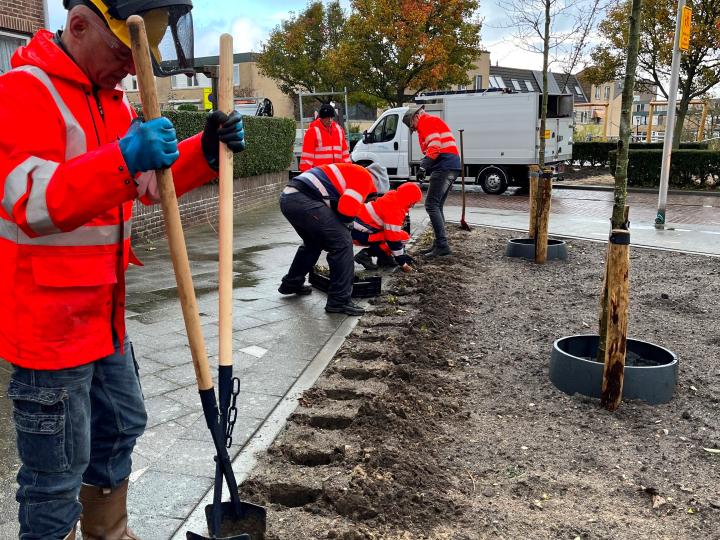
[655, 0, 689, 228]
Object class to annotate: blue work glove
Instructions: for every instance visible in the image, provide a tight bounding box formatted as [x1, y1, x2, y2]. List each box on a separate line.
[201, 110, 246, 170]
[119, 118, 179, 176]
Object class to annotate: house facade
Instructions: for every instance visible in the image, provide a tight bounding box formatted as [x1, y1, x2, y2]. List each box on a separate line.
[0, 0, 46, 73]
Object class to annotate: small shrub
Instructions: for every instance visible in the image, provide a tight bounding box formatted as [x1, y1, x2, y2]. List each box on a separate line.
[176, 103, 198, 111]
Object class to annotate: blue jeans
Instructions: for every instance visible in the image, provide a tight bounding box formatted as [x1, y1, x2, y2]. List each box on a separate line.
[7, 336, 147, 540]
[424, 169, 459, 249]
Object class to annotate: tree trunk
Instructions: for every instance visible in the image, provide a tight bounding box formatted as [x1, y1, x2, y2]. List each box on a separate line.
[538, 0, 551, 169]
[598, 0, 642, 411]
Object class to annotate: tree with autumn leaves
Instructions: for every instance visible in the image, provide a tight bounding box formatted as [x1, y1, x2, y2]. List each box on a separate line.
[258, 0, 483, 107]
[586, 0, 720, 147]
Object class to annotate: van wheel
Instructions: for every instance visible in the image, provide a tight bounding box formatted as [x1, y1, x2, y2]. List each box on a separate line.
[477, 166, 508, 195]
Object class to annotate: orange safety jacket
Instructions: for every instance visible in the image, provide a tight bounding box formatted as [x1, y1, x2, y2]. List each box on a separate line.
[352, 183, 422, 258]
[299, 118, 351, 172]
[416, 113, 461, 172]
[0, 30, 217, 370]
[289, 163, 375, 219]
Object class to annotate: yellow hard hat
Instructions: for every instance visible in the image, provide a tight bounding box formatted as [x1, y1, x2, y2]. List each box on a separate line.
[65, 0, 195, 76]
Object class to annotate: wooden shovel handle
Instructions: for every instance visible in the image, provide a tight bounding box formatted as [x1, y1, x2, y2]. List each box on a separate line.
[127, 15, 213, 390]
[218, 34, 234, 368]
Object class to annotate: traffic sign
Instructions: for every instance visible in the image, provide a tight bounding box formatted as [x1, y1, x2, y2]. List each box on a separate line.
[680, 6, 692, 51]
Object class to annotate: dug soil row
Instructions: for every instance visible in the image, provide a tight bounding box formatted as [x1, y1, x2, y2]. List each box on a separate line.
[240, 227, 720, 539]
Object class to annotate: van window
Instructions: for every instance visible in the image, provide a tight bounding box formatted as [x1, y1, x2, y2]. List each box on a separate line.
[371, 114, 399, 143]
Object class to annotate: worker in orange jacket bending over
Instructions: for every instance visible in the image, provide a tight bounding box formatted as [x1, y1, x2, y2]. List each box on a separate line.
[403, 105, 461, 258]
[0, 0, 246, 538]
[352, 183, 422, 272]
[279, 163, 387, 315]
[299, 103, 351, 172]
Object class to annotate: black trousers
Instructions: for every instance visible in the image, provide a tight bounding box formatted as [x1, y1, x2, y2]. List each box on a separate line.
[280, 192, 354, 306]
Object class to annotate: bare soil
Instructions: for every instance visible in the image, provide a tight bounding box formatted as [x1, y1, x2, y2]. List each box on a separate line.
[240, 227, 720, 539]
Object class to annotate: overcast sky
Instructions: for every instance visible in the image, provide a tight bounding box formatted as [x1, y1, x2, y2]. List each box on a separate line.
[46, 0, 551, 70]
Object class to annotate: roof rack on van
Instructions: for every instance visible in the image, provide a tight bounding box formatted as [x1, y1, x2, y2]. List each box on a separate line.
[415, 88, 516, 100]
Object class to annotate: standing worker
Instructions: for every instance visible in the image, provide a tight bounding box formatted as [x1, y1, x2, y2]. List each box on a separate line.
[0, 1, 246, 538]
[299, 103, 351, 172]
[278, 163, 386, 315]
[403, 105, 461, 257]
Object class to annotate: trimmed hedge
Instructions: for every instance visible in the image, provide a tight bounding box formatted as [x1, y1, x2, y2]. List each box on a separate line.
[160, 110, 295, 178]
[573, 141, 708, 167]
[608, 149, 720, 188]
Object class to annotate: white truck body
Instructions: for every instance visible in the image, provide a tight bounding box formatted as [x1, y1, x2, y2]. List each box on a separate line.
[351, 90, 574, 194]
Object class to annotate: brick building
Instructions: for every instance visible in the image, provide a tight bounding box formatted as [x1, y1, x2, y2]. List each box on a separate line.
[0, 0, 46, 73]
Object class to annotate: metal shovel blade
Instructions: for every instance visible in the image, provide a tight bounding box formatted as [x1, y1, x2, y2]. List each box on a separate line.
[203, 500, 266, 540]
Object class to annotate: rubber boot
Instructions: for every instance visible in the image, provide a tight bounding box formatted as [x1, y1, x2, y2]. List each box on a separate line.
[64, 524, 77, 540]
[79, 479, 139, 540]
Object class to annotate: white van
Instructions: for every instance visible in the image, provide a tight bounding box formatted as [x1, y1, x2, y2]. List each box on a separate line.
[351, 89, 574, 194]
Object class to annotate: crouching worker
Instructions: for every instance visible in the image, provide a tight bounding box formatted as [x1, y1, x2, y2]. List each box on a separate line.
[279, 163, 385, 315]
[353, 183, 423, 272]
[0, 1, 246, 538]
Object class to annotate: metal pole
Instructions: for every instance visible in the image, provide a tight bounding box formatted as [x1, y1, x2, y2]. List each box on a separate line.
[656, 0, 685, 229]
[299, 90, 304, 135]
[344, 87, 350, 146]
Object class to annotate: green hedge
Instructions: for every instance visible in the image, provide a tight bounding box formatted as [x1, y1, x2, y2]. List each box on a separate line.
[608, 149, 720, 188]
[159, 110, 295, 178]
[573, 141, 708, 167]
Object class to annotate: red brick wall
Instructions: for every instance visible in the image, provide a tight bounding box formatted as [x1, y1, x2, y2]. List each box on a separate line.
[132, 171, 287, 243]
[0, 0, 45, 36]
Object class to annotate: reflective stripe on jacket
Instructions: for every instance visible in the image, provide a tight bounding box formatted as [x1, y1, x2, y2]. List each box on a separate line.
[291, 163, 375, 219]
[0, 30, 216, 370]
[352, 190, 411, 257]
[299, 119, 351, 172]
[416, 114, 461, 172]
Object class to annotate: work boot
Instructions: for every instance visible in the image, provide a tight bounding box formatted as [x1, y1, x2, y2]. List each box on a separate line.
[325, 301, 365, 316]
[64, 525, 77, 540]
[278, 283, 313, 295]
[79, 479, 139, 540]
[376, 252, 398, 268]
[418, 242, 436, 255]
[425, 245, 452, 258]
[354, 249, 378, 270]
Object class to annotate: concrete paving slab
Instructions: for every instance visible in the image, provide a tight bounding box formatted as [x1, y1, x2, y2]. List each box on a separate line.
[140, 374, 182, 399]
[127, 470, 213, 520]
[143, 395, 195, 429]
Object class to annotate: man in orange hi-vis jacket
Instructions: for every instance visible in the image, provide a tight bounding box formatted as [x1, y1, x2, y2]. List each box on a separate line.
[0, 0, 246, 538]
[403, 105, 461, 258]
[299, 103, 351, 172]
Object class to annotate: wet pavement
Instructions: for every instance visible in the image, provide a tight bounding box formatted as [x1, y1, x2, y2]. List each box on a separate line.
[1, 186, 716, 539]
[0, 203, 363, 539]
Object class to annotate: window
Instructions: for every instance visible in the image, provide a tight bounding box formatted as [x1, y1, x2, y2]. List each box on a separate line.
[489, 75, 505, 88]
[370, 114, 399, 143]
[575, 85, 583, 96]
[511, 79, 522, 91]
[474, 75, 483, 90]
[0, 31, 29, 74]
[657, 115, 664, 125]
[525, 80, 534, 92]
[172, 73, 211, 89]
[458, 84, 466, 91]
[604, 86, 610, 99]
[595, 87, 600, 99]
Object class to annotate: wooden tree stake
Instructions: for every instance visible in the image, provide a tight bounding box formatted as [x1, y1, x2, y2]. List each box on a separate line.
[600, 228, 630, 411]
[534, 173, 552, 263]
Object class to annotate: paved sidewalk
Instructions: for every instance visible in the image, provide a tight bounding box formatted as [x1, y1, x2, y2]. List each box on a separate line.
[0, 203, 367, 539]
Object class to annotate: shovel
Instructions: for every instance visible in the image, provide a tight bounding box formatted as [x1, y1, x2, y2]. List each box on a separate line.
[127, 18, 266, 540]
[458, 129, 471, 231]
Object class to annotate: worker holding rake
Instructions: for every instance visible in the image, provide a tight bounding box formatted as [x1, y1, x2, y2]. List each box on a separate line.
[0, 1, 245, 538]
